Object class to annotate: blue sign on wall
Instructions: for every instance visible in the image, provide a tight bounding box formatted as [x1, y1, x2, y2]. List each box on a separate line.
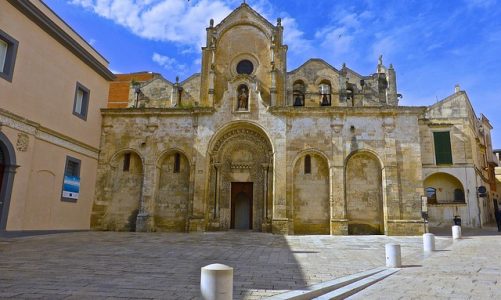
[63, 176, 80, 199]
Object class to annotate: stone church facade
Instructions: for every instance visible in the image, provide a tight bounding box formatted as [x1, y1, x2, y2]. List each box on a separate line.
[91, 4, 498, 235]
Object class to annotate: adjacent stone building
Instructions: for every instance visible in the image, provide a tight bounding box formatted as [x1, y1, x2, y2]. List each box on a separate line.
[0, 0, 114, 231]
[91, 3, 497, 235]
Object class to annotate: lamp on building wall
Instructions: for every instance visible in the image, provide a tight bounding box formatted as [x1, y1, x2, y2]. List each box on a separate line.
[134, 87, 141, 108]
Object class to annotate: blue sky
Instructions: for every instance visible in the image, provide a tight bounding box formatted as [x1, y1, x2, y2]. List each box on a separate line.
[44, 0, 501, 147]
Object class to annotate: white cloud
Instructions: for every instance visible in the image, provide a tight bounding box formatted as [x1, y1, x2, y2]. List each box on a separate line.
[152, 53, 187, 75]
[70, 0, 233, 49]
[282, 17, 312, 54]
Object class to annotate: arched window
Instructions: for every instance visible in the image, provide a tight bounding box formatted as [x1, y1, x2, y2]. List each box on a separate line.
[174, 153, 181, 173]
[454, 189, 465, 202]
[426, 187, 437, 204]
[293, 80, 305, 107]
[123, 152, 131, 172]
[346, 88, 354, 106]
[304, 155, 311, 174]
[319, 81, 331, 106]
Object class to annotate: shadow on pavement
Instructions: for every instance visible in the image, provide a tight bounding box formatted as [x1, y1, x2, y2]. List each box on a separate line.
[430, 225, 501, 237]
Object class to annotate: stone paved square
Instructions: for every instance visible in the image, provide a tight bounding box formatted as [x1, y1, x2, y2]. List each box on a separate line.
[0, 231, 451, 299]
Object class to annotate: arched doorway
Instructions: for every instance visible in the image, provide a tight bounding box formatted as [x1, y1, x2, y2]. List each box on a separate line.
[0, 132, 16, 230]
[345, 151, 384, 235]
[207, 123, 273, 231]
[231, 183, 253, 230]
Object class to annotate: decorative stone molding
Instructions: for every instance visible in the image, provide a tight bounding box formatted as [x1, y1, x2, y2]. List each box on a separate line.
[211, 128, 271, 154]
[331, 124, 343, 134]
[0, 109, 99, 159]
[16, 133, 29, 152]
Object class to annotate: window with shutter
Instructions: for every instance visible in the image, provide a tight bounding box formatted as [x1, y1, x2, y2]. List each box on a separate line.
[433, 131, 453, 164]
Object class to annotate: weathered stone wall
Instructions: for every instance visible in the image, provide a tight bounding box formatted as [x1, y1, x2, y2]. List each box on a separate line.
[180, 74, 201, 107]
[91, 3, 501, 236]
[420, 91, 496, 228]
[292, 153, 330, 234]
[154, 152, 190, 232]
[287, 60, 341, 107]
[214, 25, 272, 107]
[97, 152, 142, 231]
[346, 152, 383, 234]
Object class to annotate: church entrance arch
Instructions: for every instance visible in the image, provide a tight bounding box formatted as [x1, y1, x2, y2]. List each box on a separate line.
[0, 132, 16, 230]
[208, 123, 273, 231]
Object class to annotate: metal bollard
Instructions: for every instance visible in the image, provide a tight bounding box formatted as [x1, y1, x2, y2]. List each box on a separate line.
[423, 233, 436, 252]
[200, 263, 233, 300]
[452, 225, 461, 240]
[385, 243, 402, 268]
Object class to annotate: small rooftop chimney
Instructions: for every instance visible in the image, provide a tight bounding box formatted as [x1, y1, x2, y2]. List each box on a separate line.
[454, 84, 460, 93]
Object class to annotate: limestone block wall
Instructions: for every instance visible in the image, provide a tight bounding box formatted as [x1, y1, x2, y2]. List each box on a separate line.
[93, 105, 425, 235]
[346, 152, 383, 234]
[155, 152, 190, 232]
[180, 74, 201, 107]
[91, 111, 197, 231]
[132, 78, 174, 108]
[292, 153, 330, 234]
[277, 107, 425, 235]
[99, 152, 142, 231]
[287, 60, 342, 107]
[419, 121, 471, 166]
[213, 24, 272, 107]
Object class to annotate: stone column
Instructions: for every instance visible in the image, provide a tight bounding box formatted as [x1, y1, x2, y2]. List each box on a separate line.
[208, 65, 215, 107]
[261, 163, 270, 232]
[272, 138, 288, 234]
[189, 152, 207, 232]
[136, 162, 156, 232]
[270, 69, 277, 106]
[382, 120, 403, 235]
[330, 122, 348, 234]
[212, 162, 221, 220]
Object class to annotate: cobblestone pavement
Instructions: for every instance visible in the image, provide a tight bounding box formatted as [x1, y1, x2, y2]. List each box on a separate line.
[350, 226, 501, 300]
[0, 231, 449, 299]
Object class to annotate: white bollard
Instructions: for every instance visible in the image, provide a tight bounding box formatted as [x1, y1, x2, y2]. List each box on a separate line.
[423, 233, 436, 252]
[452, 225, 461, 240]
[200, 263, 233, 300]
[385, 243, 402, 268]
